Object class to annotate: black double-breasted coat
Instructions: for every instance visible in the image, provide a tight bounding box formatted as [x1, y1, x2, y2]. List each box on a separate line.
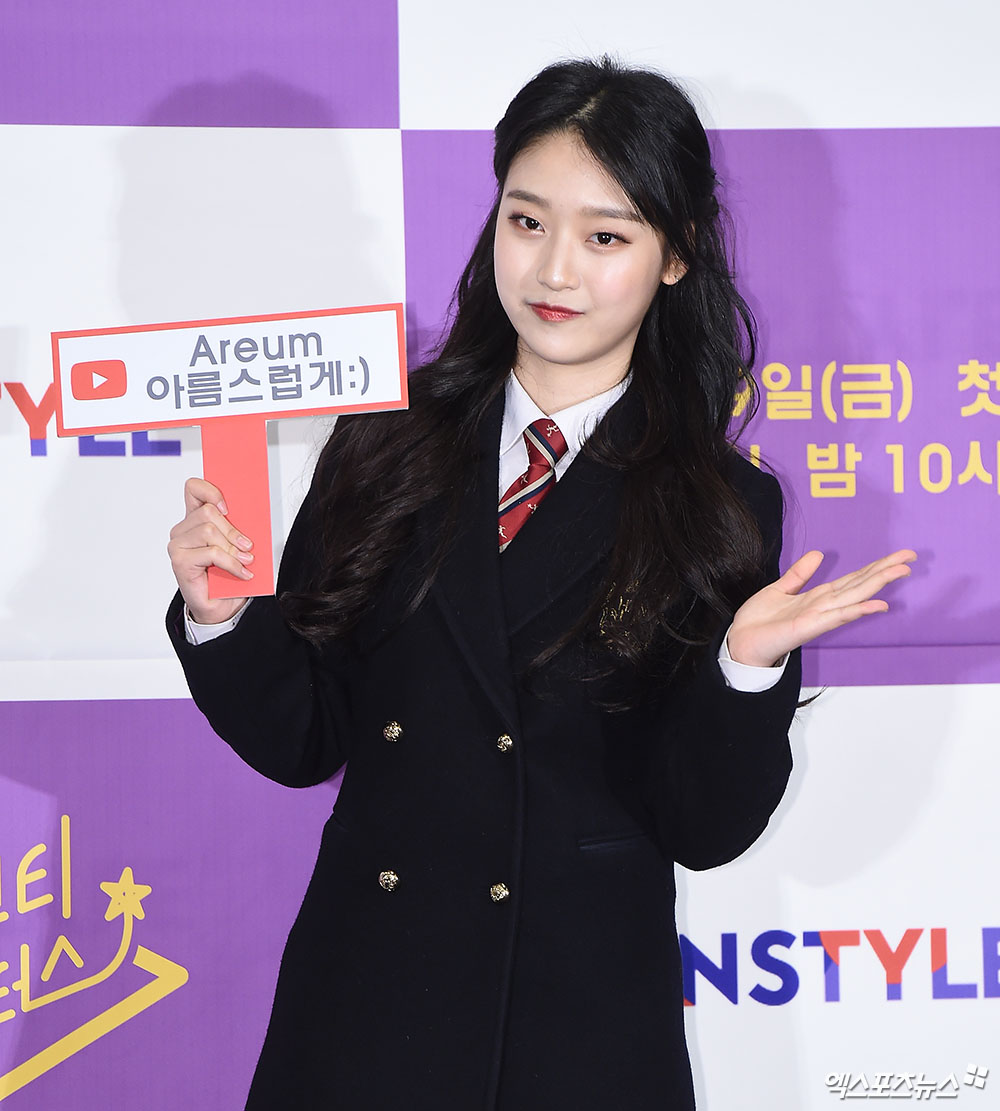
[166, 386, 801, 1110]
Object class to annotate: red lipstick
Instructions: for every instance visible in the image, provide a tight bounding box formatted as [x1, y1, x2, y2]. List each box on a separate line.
[529, 302, 582, 322]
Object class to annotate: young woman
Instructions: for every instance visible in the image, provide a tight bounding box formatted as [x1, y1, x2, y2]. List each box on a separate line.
[167, 57, 914, 1111]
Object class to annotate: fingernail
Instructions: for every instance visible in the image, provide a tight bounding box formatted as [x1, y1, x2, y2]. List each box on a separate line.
[235, 535, 253, 551]
[241, 568, 254, 579]
[217, 500, 229, 515]
[236, 551, 254, 564]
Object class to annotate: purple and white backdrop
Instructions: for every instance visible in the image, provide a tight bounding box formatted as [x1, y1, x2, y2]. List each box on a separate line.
[1, 1, 998, 1106]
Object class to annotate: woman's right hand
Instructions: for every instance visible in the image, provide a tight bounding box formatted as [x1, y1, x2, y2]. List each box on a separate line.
[167, 478, 254, 625]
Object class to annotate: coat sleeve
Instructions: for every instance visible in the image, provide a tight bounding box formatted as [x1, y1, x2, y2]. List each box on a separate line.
[644, 464, 802, 871]
[165, 470, 354, 789]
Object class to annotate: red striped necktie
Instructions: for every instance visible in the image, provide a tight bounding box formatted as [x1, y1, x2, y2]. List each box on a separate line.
[498, 419, 568, 552]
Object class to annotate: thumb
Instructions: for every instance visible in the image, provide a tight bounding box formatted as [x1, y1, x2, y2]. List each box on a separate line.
[776, 550, 825, 595]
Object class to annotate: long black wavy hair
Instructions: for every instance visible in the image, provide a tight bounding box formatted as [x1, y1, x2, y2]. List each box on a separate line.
[282, 56, 767, 680]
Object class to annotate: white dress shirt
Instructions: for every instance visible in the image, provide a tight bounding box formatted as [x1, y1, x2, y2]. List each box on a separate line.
[187, 371, 787, 693]
[498, 371, 629, 500]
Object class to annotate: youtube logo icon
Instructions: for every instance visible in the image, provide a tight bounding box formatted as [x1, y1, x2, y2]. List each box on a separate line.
[71, 359, 128, 401]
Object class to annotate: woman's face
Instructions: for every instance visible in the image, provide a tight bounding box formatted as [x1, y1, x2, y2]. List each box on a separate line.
[493, 130, 683, 401]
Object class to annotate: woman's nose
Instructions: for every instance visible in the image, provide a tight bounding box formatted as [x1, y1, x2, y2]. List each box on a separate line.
[535, 235, 579, 292]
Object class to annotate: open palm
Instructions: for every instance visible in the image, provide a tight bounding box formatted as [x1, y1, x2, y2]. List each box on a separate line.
[727, 549, 918, 668]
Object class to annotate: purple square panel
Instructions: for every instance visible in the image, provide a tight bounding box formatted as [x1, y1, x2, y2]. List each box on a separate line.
[718, 128, 1000, 685]
[1, 0, 398, 127]
[402, 130, 496, 366]
[0, 700, 337, 1109]
[402, 127, 1000, 685]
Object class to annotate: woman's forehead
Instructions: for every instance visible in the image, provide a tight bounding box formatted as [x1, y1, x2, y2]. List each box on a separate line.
[503, 132, 642, 219]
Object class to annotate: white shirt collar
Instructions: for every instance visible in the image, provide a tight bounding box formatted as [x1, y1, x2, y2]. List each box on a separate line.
[500, 371, 630, 459]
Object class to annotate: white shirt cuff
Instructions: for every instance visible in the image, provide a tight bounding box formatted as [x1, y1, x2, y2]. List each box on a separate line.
[184, 599, 252, 645]
[717, 624, 788, 692]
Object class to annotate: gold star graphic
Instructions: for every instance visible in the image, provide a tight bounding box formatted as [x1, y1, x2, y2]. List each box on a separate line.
[100, 867, 152, 922]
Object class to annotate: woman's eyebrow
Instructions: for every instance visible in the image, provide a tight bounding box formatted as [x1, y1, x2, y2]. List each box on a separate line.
[580, 205, 643, 223]
[504, 188, 643, 224]
[504, 188, 550, 209]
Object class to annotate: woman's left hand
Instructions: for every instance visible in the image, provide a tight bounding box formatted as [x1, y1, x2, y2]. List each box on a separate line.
[726, 549, 918, 668]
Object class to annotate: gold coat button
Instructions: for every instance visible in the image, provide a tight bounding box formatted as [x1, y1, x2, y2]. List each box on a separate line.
[496, 734, 513, 753]
[379, 870, 399, 892]
[383, 721, 403, 742]
[490, 882, 510, 902]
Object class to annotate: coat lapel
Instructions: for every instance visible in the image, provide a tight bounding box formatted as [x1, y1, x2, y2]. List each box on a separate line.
[420, 391, 520, 728]
[498, 445, 623, 638]
[419, 382, 635, 715]
[499, 386, 634, 637]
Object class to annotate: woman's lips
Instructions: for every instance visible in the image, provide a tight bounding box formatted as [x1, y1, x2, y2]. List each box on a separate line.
[528, 303, 582, 322]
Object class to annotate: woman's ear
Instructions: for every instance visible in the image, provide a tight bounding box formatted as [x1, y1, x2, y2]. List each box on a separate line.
[661, 254, 688, 286]
[662, 222, 695, 285]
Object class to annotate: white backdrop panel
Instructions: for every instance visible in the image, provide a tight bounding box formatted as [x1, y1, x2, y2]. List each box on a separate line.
[681, 683, 999, 1108]
[399, 0, 1000, 131]
[0, 124, 405, 699]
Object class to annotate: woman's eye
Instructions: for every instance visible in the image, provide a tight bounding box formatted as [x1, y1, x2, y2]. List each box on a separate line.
[513, 214, 541, 232]
[592, 231, 623, 246]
